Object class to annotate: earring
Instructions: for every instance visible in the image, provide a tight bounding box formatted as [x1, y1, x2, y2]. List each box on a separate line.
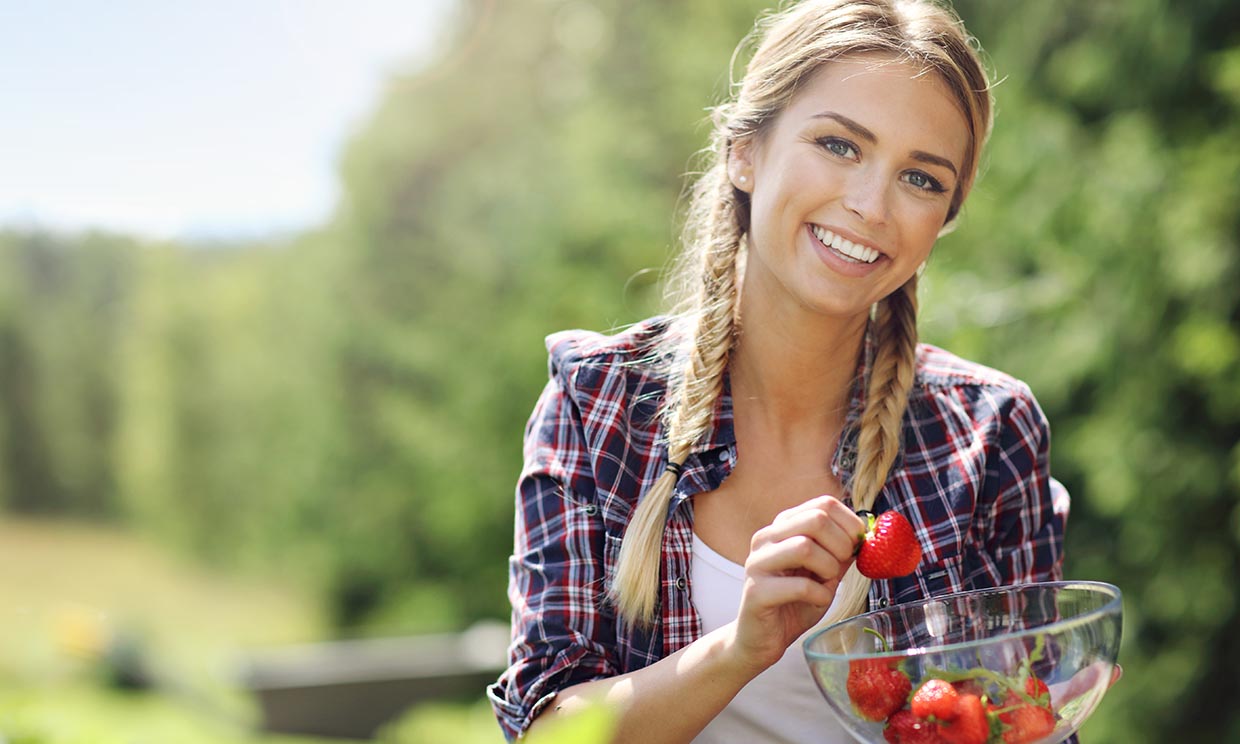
[739, 175, 748, 184]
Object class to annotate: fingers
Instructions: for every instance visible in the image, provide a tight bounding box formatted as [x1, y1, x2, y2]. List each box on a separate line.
[754, 495, 865, 570]
[746, 533, 849, 584]
[741, 495, 866, 589]
[743, 573, 838, 609]
[773, 494, 866, 539]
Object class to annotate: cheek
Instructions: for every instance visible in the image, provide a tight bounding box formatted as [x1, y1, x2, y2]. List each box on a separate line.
[903, 202, 952, 249]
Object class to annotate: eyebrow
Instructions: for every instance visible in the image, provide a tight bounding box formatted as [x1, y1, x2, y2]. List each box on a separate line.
[812, 112, 876, 143]
[812, 111, 960, 178]
[910, 150, 958, 177]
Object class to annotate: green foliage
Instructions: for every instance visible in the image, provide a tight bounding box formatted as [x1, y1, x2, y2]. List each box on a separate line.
[0, 0, 1237, 740]
[0, 684, 355, 744]
[0, 231, 136, 516]
[378, 699, 504, 744]
[378, 698, 613, 744]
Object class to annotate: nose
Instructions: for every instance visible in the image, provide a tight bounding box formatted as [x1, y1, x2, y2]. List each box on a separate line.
[842, 168, 889, 225]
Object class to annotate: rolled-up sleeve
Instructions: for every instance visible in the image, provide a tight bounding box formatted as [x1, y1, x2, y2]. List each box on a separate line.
[487, 356, 619, 741]
[981, 386, 1067, 585]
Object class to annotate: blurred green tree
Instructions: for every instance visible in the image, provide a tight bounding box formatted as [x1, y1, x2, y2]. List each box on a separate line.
[0, 231, 136, 516]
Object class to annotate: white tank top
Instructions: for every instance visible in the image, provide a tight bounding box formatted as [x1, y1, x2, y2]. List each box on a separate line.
[690, 533, 851, 744]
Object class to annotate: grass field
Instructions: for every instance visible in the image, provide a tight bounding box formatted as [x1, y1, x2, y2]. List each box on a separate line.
[0, 517, 356, 743]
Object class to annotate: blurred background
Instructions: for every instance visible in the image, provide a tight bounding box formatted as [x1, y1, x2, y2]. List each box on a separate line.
[1, 0, 1237, 741]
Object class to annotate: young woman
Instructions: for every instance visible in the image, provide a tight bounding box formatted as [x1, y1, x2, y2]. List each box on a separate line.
[489, 1, 1068, 741]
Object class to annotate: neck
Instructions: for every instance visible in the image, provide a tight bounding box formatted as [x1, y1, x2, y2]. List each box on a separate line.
[729, 285, 868, 439]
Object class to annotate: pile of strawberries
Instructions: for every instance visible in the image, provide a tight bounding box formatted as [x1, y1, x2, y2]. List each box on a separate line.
[845, 658, 1057, 744]
[844, 510, 1058, 742]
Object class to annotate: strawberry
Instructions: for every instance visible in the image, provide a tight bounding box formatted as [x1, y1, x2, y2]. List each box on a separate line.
[885, 709, 946, 743]
[911, 678, 959, 721]
[938, 693, 991, 744]
[856, 510, 923, 579]
[1022, 675, 1051, 706]
[998, 675, 1055, 743]
[999, 703, 1055, 743]
[846, 657, 912, 722]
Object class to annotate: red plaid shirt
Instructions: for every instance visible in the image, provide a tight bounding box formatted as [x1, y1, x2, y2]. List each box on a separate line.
[487, 316, 1068, 741]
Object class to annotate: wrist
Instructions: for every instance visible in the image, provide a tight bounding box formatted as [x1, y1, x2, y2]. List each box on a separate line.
[712, 622, 775, 682]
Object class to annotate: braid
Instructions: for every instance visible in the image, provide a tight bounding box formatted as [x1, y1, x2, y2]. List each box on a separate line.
[612, 163, 743, 625]
[821, 276, 920, 625]
[852, 275, 919, 511]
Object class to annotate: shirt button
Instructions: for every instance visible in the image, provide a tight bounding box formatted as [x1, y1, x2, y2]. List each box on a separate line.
[674, 576, 687, 591]
[581, 503, 598, 516]
[878, 598, 889, 609]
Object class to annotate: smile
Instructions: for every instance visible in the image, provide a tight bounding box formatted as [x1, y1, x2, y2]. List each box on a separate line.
[810, 225, 882, 264]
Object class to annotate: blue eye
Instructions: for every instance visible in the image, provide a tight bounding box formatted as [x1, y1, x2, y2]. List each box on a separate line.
[818, 137, 858, 159]
[903, 170, 946, 193]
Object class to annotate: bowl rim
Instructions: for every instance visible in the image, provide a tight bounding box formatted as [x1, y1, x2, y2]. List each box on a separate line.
[803, 580, 1122, 662]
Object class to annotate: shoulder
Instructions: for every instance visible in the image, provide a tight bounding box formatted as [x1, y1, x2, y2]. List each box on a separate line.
[544, 315, 673, 387]
[538, 316, 674, 432]
[910, 343, 1048, 433]
[915, 343, 1028, 393]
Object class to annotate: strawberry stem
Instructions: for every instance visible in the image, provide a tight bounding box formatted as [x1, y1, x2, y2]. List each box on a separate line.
[924, 665, 1012, 690]
[853, 510, 876, 557]
[1030, 633, 1046, 664]
[862, 626, 890, 653]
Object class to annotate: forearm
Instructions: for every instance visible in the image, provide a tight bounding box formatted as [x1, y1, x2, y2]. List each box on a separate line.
[528, 623, 758, 744]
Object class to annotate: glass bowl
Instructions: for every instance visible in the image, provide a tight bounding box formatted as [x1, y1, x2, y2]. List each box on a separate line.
[803, 581, 1122, 744]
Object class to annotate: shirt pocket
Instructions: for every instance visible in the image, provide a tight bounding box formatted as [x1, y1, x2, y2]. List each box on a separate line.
[889, 552, 966, 606]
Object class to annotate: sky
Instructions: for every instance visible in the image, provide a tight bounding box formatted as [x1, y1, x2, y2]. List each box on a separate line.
[0, 0, 454, 241]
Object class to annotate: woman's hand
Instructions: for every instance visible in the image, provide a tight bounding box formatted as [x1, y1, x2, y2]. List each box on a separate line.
[728, 495, 866, 674]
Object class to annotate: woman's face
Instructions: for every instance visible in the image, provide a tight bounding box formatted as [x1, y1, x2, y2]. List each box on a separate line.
[730, 54, 970, 321]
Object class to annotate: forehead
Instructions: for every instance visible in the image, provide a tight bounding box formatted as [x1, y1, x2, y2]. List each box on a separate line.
[779, 54, 970, 167]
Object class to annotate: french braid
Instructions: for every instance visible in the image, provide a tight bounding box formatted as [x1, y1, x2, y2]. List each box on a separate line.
[822, 276, 920, 625]
[612, 163, 744, 625]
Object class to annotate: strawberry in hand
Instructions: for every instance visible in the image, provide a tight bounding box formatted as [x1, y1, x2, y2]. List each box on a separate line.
[856, 510, 923, 579]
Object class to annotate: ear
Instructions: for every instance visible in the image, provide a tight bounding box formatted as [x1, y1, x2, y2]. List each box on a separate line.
[727, 137, 755, 193]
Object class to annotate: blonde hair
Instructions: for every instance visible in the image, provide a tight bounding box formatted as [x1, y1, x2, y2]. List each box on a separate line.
[612, 0, 994, 626]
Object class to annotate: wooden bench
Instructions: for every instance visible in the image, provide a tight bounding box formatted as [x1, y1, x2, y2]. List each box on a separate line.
[240, 620, 509, 739]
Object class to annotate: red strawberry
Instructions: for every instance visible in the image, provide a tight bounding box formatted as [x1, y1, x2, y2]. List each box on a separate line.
[999, 676, 1055, 743]
[885, 709, 946, 743]
[846, 657, 912, 721]
[911, 678, 959, 721]
[857, 511, 923, 579]
[1022, 675, 1050, 705]
[1000, 703, 1055, 743]
[939, 693, 990, 744]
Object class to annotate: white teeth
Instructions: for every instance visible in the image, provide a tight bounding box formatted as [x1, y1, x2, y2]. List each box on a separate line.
[810, 225, 880, 264]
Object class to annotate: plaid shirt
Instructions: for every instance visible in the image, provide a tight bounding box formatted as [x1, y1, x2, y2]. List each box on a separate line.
[487, 316, 1068, 741]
